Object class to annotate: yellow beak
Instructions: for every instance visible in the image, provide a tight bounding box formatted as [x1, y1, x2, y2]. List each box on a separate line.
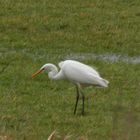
[32, 69, 43, 78]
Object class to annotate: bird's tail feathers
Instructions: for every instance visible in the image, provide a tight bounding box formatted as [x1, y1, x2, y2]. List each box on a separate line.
[99, 78, 109, 88]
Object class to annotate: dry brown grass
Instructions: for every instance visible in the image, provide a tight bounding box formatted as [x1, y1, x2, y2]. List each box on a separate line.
[47, 131, 87, 140]
[0, 135, 13, 140]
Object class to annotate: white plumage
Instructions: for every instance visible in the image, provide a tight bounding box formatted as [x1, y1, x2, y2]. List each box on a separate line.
[32, 60, 109, 115]
[58, 60, 108, 87]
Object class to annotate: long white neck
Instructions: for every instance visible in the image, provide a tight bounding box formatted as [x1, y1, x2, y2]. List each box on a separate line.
[47, 64, 61, 80]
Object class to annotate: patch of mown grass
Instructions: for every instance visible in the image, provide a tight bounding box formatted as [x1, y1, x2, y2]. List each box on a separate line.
[0, 0, 140, 140]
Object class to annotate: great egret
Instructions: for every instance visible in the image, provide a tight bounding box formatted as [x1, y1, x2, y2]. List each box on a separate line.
[32, 60, 109, 115]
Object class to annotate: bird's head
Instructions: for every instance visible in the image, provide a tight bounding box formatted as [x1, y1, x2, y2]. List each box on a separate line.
[31, 64, 53, 78]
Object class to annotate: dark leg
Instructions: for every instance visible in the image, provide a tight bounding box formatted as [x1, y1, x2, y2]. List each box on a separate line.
[74, 85, 79, 115]
[81, 91, 85, 115]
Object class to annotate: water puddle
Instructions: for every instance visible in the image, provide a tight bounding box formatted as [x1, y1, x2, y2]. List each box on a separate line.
[65, 53, 140, 64]
[1, 48, 140, 64]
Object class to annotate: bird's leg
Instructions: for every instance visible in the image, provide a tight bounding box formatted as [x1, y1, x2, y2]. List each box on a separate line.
[81, 91, 85, 115]
[74, 85, 79, 115]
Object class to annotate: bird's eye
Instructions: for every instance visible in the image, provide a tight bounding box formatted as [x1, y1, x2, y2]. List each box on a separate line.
[41, 67, 46, 70]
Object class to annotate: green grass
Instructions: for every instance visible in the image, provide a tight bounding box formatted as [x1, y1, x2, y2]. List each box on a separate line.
[0, 0, 140, 139]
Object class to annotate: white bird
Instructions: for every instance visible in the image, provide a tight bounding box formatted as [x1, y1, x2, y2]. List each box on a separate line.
[32, 60, 109, 115]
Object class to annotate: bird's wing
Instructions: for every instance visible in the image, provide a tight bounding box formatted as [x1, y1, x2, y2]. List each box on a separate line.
[59, 60, 109, 87]
[61, 60, 101, 84]
[62, 60, 100, 76]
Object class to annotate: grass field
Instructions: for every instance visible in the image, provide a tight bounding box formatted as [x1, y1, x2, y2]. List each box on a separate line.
[0, 0, 140, 139]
